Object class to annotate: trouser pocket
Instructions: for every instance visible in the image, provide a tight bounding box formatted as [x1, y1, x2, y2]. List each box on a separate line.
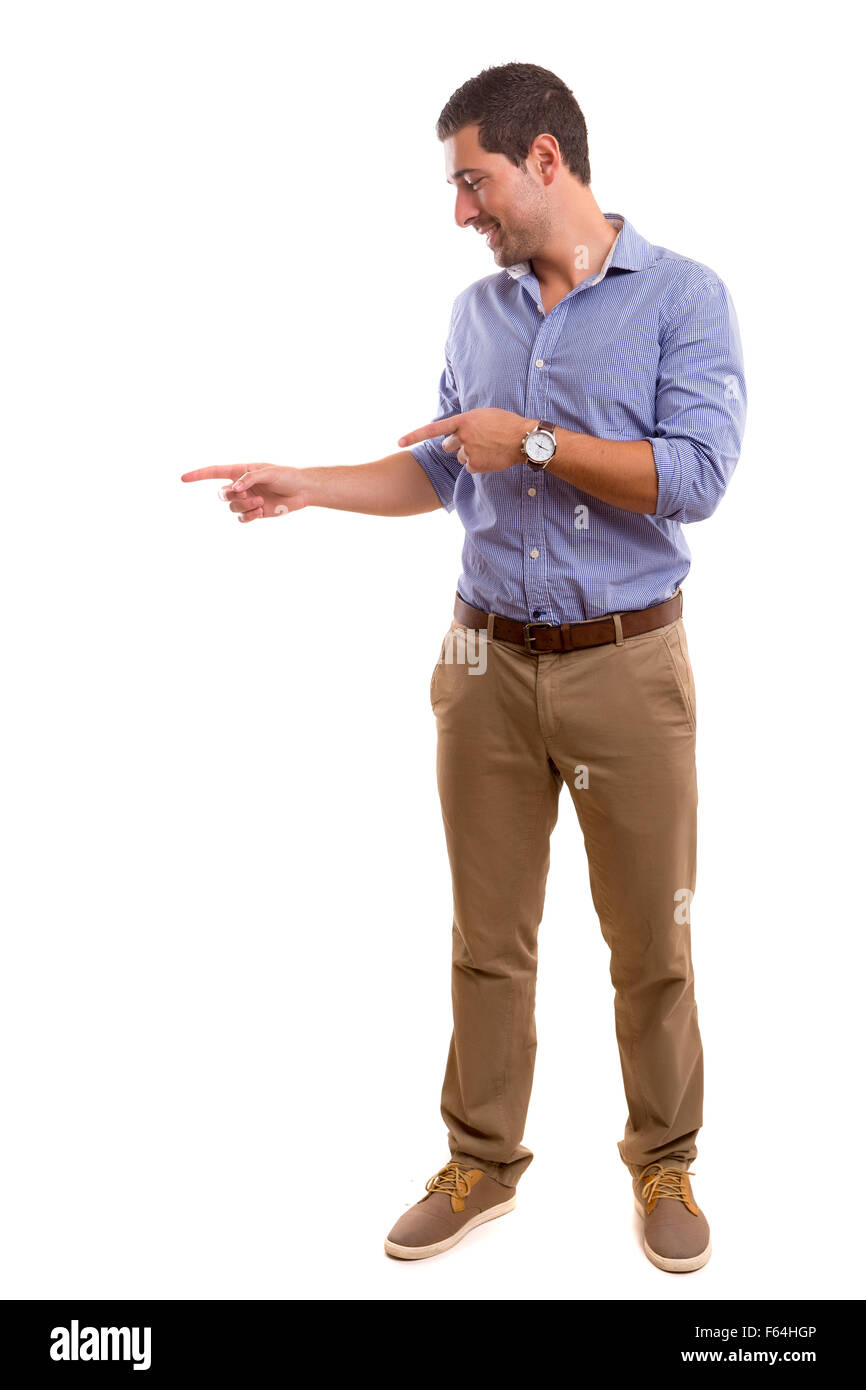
[660, 619, 697, 732]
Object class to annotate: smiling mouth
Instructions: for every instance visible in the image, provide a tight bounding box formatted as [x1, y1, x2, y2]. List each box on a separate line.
[477, 223, 499, 247]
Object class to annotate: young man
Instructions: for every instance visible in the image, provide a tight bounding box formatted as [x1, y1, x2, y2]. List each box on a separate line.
[181, 62, 746, 1273]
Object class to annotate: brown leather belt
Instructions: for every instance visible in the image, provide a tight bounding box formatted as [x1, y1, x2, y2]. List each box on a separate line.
[453, 587, 683, 653]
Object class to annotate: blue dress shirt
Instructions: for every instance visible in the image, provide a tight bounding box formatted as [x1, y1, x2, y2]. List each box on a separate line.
[409, 213, 747, 623]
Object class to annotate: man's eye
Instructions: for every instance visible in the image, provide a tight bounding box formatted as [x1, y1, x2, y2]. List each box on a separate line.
[466, 178, 484, 191]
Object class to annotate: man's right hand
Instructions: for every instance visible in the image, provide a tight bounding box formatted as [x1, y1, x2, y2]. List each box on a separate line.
[180, 463, 307, 522]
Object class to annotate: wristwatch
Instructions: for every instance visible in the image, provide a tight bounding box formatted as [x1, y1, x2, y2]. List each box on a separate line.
[520, 419, 558, 471]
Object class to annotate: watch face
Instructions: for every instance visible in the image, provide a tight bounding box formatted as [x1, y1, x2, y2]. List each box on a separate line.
[526, 431, 555, 463]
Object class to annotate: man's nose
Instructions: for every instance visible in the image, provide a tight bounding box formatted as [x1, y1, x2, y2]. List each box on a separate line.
[454, 188, 480, 229]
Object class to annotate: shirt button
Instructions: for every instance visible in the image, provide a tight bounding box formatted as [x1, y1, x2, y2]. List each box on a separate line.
[533, 609, 546, 619]
[537, 303, 544, 313]
[530, 547, 540, 559]
[527, 487, 536, 496]
[535, 358, 545, 368]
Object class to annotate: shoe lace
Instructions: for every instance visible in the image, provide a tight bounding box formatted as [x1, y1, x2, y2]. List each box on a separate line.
[425, 1161, 473, 1199]
[640, 1158, 696, 1205]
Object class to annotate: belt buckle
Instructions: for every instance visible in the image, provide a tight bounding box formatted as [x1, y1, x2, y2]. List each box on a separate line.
[523, 621, 555, 651]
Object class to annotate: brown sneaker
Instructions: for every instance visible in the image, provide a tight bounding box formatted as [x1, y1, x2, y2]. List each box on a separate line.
[384, 1160, 517, 1260]
[631, 1154, 712, 1273]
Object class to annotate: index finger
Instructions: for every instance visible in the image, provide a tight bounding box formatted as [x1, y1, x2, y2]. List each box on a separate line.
[397, 414, 464, 447]
[180, 465, 246, 483]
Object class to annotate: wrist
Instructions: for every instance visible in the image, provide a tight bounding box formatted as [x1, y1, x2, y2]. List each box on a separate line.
[294, 465, 322, 505]
[517, 416, 534, 465]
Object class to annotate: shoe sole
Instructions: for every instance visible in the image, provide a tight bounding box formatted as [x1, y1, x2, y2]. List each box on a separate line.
[384, 1196, 517, 1260]
[633, 1195, 712, 1272]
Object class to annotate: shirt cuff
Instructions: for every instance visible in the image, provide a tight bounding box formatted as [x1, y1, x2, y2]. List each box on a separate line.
[408, 442, 458, 513]
[648, 435, 684, 518]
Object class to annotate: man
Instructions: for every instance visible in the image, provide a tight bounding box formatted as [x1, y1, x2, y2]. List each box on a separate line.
[181, 62, 746, 1273]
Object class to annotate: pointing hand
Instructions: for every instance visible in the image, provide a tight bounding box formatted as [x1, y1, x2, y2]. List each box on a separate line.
[180, 463, 307, 522]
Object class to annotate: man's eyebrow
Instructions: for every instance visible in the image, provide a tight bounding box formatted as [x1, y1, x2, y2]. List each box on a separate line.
[445, 167, 484, 185]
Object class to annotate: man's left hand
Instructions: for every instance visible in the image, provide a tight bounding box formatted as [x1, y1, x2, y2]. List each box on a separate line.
[397, 409, 530, 474]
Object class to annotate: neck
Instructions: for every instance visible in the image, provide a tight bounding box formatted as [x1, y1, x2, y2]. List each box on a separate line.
[529, 194, 619, 292]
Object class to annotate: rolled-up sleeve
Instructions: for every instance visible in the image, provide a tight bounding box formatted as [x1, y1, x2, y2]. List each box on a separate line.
[408, 305, 463, 513]
[648, 275, 747, 523]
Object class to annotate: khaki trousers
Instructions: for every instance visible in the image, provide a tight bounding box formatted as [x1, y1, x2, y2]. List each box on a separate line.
[429, 592, 703, 1188]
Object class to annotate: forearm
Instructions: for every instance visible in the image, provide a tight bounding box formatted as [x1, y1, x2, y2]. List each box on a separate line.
[543, 428, 658, 513]
[300, 451, 442, 518]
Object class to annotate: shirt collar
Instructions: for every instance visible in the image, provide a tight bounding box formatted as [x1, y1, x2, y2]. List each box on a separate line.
[504, 213, 657, 282]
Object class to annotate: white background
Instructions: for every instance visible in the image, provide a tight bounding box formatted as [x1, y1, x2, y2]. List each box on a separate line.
[2, 0, 864, 1302]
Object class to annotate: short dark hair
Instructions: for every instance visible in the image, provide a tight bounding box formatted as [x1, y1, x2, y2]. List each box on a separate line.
[436, 62, 591, 185]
